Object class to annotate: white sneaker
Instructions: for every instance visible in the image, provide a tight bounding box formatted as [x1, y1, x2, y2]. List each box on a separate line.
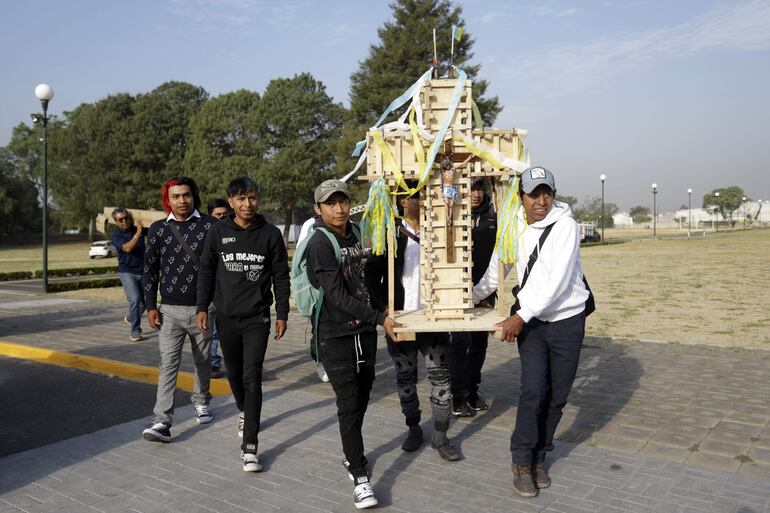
[194, 404, 212, 424]
[241, 451, 262, 472]
[237, 411, 245, 438]
[316, 362, 329, 383]
[353, 477, 378, 509]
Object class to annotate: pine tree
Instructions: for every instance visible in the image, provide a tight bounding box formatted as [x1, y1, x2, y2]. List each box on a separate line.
[349, 0, 501, 127]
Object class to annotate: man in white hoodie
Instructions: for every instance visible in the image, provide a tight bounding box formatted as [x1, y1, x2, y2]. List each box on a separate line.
[473, 166, 589, 498]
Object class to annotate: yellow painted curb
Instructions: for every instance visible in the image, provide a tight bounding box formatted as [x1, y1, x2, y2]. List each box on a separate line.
[0, 340, 231, 397]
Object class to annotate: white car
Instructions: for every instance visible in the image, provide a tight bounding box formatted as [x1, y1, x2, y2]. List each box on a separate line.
[89, 241, 118, 259]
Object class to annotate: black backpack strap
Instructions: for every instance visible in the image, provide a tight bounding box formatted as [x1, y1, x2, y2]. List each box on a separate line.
[167, 222, 200, 266]
[518, 223, 555, 292]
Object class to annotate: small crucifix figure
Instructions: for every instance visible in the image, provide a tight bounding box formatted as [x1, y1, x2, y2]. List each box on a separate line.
[437, 142, 478, 263]
[440, 153, 458, 262]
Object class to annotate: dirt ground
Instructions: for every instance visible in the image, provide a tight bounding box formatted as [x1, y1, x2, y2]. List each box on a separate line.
[580, 228, 770, 348]
[14, 229, 770, 349]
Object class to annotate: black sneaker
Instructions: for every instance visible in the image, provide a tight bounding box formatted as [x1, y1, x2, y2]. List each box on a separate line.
[353, 476, 378, 509]
[211, 366, 226, 378]
[143, 422, 171, 443]
[431, 437, 461, 461]
[401, 425, 423, 452]
[452, 397, 476, 417]
[467, 392, 489, 411]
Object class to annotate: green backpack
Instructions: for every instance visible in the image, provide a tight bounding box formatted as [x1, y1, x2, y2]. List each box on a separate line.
[291, 224, 361, 333]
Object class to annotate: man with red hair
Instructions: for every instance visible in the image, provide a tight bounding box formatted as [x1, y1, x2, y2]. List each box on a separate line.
[141, 177, 217, 443]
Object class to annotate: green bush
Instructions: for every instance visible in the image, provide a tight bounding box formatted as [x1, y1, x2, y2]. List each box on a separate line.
[0, 271, 34, 281]
[48, 278, 121, 292]
[32, 266, 118, 278]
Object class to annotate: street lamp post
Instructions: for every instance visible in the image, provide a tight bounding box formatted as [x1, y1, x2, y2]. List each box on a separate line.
[687, 188, 692, 237]
[651, 183, 658, 239]
[714, 191, 720, 233]
[34, 83, 54, 293]
[600, 174, 606, 242]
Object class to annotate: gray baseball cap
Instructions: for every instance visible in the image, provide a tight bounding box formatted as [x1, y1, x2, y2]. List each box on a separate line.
[314, 179, 350, 203]
[520, 166, 556, 194]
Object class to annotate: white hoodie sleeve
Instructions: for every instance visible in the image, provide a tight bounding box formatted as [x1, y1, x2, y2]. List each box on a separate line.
[516, 217, 581, 323]
[472, 252, 514, 304]
[297, 217, 315, 245]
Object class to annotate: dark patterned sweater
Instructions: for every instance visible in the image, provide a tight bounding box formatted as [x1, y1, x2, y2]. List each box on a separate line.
[143, 212, 216, 310]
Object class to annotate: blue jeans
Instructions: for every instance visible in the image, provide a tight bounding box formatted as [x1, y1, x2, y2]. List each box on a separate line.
[119, 272, 145, 335]
[210, 325, 222, 368]
[510, 312, 585, 465]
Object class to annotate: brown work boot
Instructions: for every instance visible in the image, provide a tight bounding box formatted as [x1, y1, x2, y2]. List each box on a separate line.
[511, 463, 538, 497]
[532, 462, 551, 488]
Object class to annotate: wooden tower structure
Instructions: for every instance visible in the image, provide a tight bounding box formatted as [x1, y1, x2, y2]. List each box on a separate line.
[361, 77, 527, 338]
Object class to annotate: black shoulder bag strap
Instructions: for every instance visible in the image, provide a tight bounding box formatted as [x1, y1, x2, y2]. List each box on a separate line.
[511, 223, 554, 314]
[167, 221, 200, 266]
[398, 223, 421, 244]
[519, 223, 555, 290]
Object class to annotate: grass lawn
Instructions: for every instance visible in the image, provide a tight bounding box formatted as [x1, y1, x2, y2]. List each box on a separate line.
[0, 242, 118, 273]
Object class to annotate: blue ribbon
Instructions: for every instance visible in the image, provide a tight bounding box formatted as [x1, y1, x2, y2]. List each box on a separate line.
[351, 68, 434, 157]
[418, 67, 467, 180]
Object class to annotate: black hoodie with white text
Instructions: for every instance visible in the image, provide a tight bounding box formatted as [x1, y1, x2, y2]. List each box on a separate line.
[196, 214, 290, 320]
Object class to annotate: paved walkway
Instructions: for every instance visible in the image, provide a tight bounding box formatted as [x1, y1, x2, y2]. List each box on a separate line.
[1, 291, 769, 512]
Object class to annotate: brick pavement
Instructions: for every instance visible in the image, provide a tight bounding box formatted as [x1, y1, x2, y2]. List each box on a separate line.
[1, 385, 769, 512]
[1, 292, 770, 511]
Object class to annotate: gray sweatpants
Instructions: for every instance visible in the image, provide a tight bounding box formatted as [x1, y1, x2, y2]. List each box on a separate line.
[386, 332, 453, 432]
[152, 304, 213, 426]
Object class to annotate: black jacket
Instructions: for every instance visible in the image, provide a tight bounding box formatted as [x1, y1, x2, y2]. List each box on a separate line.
[306, 218, 385, 338]
[472, 194, 497, 304]
[196, 214, 290, 320]
[364, 219, 411, 312]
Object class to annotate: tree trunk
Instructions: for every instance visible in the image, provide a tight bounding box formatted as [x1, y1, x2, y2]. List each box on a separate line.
[283, 205, 293, 246]
[88, 217, 95, 242]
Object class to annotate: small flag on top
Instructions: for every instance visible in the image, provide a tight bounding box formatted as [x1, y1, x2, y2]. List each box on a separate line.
[452, 25, 464, 42]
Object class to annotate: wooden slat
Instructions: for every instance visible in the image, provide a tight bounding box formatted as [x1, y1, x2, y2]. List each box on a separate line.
[393, 307, 506, 333]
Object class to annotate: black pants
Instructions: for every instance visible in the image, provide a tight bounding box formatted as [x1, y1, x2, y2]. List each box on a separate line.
[319, 330, 377, 480]
[510, 312, 585, 465]
[216, 313, 271, 453]
[448, 331, 489, 401]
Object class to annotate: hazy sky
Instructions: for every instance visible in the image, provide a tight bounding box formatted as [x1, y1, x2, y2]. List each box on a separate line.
[2, 0, 769, 211]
